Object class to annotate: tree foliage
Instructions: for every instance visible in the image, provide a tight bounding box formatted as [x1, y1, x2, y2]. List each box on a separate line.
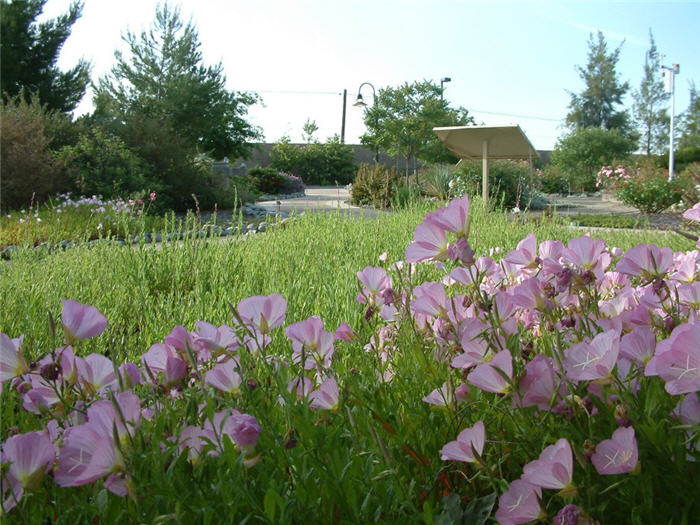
[0, 0, 90, 113]
[678, 83, 700, 150]
[94, 2, 261, 161]
[632, 31, 669, 155]
[566, 32, 634, 139]
[551, 127, 636, 192]
[360, 80, 474, 172]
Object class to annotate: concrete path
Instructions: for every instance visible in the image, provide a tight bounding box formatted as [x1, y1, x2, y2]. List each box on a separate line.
[254, 186, 384, 219]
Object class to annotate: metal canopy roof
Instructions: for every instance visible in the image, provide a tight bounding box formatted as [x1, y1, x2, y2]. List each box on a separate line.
[433, 125, 539, 160]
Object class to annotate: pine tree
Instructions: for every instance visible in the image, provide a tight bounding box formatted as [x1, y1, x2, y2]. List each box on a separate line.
[94, 3, 260, 160]
[632, 31, 669, 155]
[0, 0, 90, 113]
[678, 83, 700, 150]
[566, 32, 634, 139]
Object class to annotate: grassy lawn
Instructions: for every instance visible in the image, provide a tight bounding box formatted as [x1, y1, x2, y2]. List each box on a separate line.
[1, 197, 696, 524]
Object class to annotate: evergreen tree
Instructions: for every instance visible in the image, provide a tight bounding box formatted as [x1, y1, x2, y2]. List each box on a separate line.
[566, 32, 634, 139]
[632, 31, 669, 155]
[678, 83, 700, 150]
[0, 0, 90, 113]
[94, 2, 260, 160]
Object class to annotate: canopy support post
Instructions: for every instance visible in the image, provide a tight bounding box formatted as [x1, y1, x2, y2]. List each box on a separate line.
[482, 140, 489, 204]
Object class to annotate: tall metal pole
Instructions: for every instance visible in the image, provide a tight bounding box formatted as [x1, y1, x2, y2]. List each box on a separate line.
[482, 140, 489, 204]
[341, 89, 347, 144]
[662, 63, 680, 181]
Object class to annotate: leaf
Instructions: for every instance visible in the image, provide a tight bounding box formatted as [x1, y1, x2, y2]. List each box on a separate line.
[263, 487, 278, 523]
[461, 492, 497, 525]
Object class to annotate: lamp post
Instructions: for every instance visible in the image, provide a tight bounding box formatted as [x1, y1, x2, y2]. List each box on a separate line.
[440, 77, 451, 101]
[353, 82, 378, 163]
[661, 63, 679, 181]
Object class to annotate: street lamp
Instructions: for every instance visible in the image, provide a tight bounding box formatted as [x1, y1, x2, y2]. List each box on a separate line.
[661, 63, 680, 181]
[354, 82, 378, 163]
[440, 77, 451, 101]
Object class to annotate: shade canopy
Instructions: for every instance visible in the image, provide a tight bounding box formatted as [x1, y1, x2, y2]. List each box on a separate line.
[433, 125, 539, 160]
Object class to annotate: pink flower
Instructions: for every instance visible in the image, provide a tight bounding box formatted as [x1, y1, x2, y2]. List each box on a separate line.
[562, 235, 610, 277]
[2, 431, 55, 491]
[193, 322, 239, 355]
[411, 281, 447, 318]
[236, 294, 287, 334]
[405, 217, 448, 263]
[517, 355, 559, 410]
[682, 202, 700, 222]
[204, 359, 242, 394]
[467, 350, 513, 394]
[615, 244, 673, 279]
[61, 299, 107, 343]
[505, 233, 538, 267]
[75, 353, 119, 394]
[591, 426, 639, 475]
[522, 438, 574, 491]
[334, 321, 359, 341]
[494, 479, 543, 525]
[0, 333, 28, 384]
[563, 330, 620, 382]
[619, 327, 656, 365]
[149, 191, 157, 202]
[356, 266, 393, 306]
[645, 322, 700, 395]
[309, 377, 340, 410]
[286, 316, 335, 370]
[287, 376, 313, 399]
[422, 381, 454, 407]
[429, 195, 470, 237]
[440, 420, 485, 463]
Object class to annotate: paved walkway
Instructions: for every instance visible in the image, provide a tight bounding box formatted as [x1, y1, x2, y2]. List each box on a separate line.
[254, 186, 384, 219]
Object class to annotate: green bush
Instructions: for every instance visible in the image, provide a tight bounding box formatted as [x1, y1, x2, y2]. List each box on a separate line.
[248, 167, 285, 194]
[551, 127, 636, 192]
[350, 163, 398, 208]
[450, 159, 534, 209]
[420, 164, 452, 201]
[270, 135, 357, 185]
[0, 95, 64, 211]
[616, 170, 685, 214]
[538, 165, 571, 194]
[58, 128, 150, 199]
[229, 175, 261, 206]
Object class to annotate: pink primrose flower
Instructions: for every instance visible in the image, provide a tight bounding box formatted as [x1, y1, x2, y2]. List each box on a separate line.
[411, 281, 447, 318]
[356, 266, 393, 306]
[204, 359, 242, 394]
[0, 333, 28, 384]
[563, 330, 620, 382]
[517, 354, 559, 410]
[494, 479, 543, 525]
[682, 202, 700, 222]
[615, 244, 673, 279]
[645, 322, 700, 395]
[522, 438, 574, 490]
[405, 217, 448, 263]
[236, 293, 287, 334]
[440, 420, 485, 463]
[193, 322, 239, 355]
[422, 381, 454, 407]
[563, 235, 610, 278]
[287, 376, 313, 400]
[467, 350, 513, 394]
[61, 299, 107, 343]
[2, 431, 55, 491]
[75, 353, 119, 394]
[505, 233, 538, 267]
[309, 376, 340, 410]
[286, 316, 335, 370]
[334, 321, 359, 341]
[619, 327, 656, 365]
[429, 195, 470, 237]
[591, 426, 639, 475]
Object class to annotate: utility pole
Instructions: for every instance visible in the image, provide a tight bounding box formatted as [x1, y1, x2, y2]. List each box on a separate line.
[341, 89, 347, 144]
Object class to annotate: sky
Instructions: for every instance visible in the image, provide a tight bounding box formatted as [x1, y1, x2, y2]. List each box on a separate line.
[40, 0, 700, 152]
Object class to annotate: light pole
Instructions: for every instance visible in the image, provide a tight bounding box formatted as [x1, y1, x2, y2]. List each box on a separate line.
[661, 62, 679, 181]
[440, 77, 451, 101]
[353, 82, 378, 163]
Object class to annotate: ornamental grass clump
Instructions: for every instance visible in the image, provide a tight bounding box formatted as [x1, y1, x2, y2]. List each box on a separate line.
[1, 196, 699, 523]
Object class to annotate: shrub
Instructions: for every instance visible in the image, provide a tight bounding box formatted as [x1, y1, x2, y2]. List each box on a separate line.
[248, 167, 285, 194]
[538, 165, 571, 194]
[57, 128, 150, 199]
[229, 175, 261, 206]
[350, 163, 398, 208]
[270, 135, 357, 185]
[420, 164, 453, 201]
[600, 161, 685, 213]
[278, 172, 306, 194]
[450, 159, 534, 209]
[678, 162, 700, 207]
[0, 95, 64, 211]
[551, 127, 636, 192]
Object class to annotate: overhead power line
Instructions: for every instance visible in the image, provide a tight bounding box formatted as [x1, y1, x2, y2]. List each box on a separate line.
[469, 108, 561, 122]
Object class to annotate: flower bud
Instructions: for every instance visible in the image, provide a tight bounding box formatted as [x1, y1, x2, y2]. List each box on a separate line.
[40, 362, 62, 381]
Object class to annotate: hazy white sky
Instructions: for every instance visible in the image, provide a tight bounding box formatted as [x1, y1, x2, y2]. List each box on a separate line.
[41, 0, 700, 150]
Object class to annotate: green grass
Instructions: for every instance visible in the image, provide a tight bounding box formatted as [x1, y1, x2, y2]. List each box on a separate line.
[2, 198, 692, 360]
[1, 198, 696, 524]
[563, 213, 652, 229]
